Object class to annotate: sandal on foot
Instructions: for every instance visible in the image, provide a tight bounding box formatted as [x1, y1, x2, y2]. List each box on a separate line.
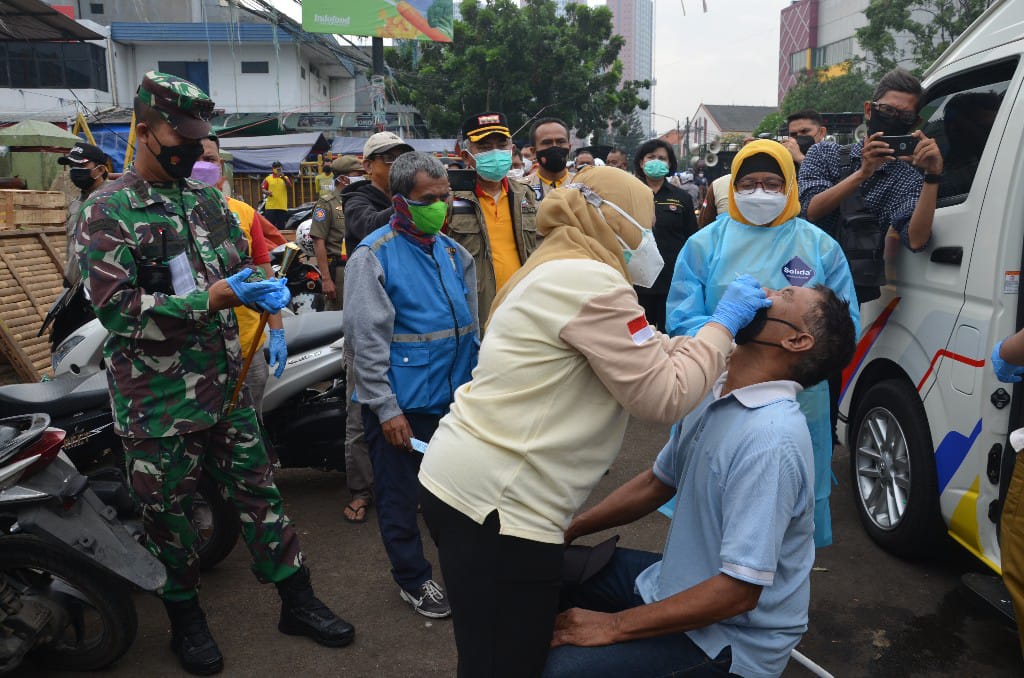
[344, 500, 369, 524]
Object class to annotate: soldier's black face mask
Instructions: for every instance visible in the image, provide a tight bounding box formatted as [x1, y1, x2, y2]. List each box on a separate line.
[69, 166, 100, 191]
[146, 127, 203, 180]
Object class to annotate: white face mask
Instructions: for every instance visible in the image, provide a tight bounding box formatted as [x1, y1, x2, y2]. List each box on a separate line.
[523, 157, 533, 173]
[345, 175, 367, 185]
[568, 183, 665, 288]
[507, 168, 525, 180]
[734, 188, 789, 225]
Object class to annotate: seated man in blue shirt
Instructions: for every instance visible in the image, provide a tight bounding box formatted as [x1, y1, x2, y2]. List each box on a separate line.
[542, 284, 856, 678]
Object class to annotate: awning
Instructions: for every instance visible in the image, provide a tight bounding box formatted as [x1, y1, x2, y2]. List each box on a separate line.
[331, 137, 457, 157]
[0, 0, 104, 41]
[219, 132, 330, 175]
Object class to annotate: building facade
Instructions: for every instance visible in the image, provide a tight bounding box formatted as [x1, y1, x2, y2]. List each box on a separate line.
[607, 0, 654, 136]
[778, 0, 919, 103]
[1, 0, 359, 121]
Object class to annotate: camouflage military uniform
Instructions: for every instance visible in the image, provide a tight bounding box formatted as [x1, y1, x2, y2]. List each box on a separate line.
[309, 193, 346, 311]
[77, 168, 302, 601]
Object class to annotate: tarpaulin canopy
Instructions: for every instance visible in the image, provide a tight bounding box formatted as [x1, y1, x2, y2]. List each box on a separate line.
[0, 120, 81, 190]
[89, 123, 132, 172]
[0, 120, 81, 147]
[331, 136, 456, 157]
[219, 132, 329, 174]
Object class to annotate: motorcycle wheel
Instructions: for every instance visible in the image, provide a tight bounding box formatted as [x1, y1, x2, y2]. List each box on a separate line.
[193, 475, 241, 571]
[0, 534, 136, 672]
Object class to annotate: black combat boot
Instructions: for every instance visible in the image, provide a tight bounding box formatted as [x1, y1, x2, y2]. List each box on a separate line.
[163, 597, 224, 675]
[275, 565, 355, 647]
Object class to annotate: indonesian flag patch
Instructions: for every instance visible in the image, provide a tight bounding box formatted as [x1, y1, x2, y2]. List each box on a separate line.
[628, 315, 655, 345]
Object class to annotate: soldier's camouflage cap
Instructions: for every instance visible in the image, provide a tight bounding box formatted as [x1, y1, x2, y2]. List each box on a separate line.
[136, 71, 215, 139]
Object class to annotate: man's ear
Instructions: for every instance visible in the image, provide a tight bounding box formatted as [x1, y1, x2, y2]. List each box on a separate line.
[817, 126, 828, 141]
[782, 332, 815, 353]
[863, 100, 872, 119]
[460, 148, 475, 168]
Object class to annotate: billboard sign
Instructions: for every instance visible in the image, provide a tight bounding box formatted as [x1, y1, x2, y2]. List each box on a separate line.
[302, 1, 453, 42]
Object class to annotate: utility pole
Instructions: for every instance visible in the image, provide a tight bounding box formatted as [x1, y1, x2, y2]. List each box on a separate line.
[371, 37, 386, 132]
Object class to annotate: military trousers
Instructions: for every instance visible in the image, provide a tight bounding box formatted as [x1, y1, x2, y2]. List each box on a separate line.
[122, 405, 303, 601]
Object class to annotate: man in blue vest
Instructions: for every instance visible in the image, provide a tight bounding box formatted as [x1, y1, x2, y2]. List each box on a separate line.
[343, 152, 479, 619]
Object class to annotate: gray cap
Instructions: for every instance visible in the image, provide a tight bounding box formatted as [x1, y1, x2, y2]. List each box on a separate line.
[363, 131, 413, 158]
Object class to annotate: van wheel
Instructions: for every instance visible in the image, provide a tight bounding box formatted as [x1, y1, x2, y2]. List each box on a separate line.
[849, 379, 945, 558]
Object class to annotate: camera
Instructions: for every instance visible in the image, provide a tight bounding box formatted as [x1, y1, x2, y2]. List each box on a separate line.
[879, 135, 919, 156]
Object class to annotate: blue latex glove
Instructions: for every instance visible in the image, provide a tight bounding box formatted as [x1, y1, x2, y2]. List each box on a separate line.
[992, 339, 1024, 383]
[225, 268, 291, 313]
[268, 328, 287, 378]
[709, 274, 772, 337]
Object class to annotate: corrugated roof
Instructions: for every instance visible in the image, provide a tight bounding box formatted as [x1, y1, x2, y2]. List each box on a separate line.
[702, 105, 779, 133]
[0, 0, 104, 41]
[110, 22, 299, 43]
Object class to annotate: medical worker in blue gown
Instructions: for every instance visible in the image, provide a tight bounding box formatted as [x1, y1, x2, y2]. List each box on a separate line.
[666, 139, 860, 547]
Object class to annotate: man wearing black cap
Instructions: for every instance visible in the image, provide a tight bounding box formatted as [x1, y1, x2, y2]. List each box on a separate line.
[59, 142, 109, 288]
[454, 111, 538, 323]
[75, 71, 354, 675]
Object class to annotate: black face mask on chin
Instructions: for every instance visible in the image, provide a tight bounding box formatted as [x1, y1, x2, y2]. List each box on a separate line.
[734, 309, 804, 349]
[146, 132, 203, 180]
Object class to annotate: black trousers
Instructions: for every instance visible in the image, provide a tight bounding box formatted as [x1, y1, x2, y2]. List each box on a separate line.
[421, 488, 564, 678]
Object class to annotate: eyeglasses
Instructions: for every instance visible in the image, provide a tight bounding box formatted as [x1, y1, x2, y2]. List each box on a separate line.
[372, 152, 404, 165]
[871, 102, 918, 125]
[734, 178, 785, 194]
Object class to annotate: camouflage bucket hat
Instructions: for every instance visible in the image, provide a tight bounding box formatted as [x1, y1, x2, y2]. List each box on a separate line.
[137, 71, 215, 139]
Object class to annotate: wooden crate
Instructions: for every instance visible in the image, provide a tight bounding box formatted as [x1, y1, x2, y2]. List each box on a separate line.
[0, 226, 66, 384]
[0, 190, 68, 231]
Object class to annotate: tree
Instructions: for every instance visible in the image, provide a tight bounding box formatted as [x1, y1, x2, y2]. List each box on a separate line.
[855, 0, 988, 79]
[385, 0, 650, 140]
[754, 111, 786, 137]
[601, 111, 647, 163]
[780, 68, 874, 115]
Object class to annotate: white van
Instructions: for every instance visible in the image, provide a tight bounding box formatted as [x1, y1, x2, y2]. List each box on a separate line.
[841, 0, 1024, 572]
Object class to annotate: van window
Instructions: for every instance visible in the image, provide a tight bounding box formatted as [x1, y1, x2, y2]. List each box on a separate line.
[918, 58, 1018, 206]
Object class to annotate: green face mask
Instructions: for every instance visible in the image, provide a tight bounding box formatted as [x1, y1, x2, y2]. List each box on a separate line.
[407, 199, 449, 235]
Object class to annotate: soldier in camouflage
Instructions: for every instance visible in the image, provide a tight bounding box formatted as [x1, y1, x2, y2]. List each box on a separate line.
[75, 71, 354, 676]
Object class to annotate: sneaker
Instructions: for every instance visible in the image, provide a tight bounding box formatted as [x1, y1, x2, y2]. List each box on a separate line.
[399, 579, 451, 618]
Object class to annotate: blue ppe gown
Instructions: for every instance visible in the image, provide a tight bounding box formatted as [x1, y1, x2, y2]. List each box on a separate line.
[665, 214, 860, 547]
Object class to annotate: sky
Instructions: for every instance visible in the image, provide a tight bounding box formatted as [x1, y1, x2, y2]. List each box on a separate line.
[271, 0, 794, 136]
[648, 0, 793, 134]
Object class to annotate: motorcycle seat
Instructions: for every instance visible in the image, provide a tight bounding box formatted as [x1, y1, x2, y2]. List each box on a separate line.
[0, 371, 108, 418]
[272, 310, 344, 358]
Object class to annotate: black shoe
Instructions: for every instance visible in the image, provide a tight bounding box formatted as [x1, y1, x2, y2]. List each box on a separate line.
[276, 566, 355, 647]
[163, 598, 224, 676]
[399, 579, 451, 619]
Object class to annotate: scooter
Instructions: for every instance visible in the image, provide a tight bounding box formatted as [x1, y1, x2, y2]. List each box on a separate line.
[0, 413, 165, 674]
[0, 311, 348, 568]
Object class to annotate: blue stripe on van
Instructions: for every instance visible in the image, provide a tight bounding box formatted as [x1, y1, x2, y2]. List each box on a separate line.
[935, 419, 983, 494]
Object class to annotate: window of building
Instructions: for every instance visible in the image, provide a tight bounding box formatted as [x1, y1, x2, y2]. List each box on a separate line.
[322, 85, 327, 96]
[0, 42, 108, 91]
[790, 50, 809, 75]
[918, 58, 1018, 206]
[310, 65, 319, 78]
[300, 66, 306, 79]
[240, 61, 269, 74]
[812, 38, 854, 69]
[90, 3, 104, 14]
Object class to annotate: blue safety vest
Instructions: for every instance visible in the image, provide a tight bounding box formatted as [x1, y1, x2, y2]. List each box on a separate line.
[360, 228, 479, 414]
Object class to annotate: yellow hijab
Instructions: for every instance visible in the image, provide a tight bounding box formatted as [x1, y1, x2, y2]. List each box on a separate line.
[488, 166, 655, 322]
[727, 139, 801, 227]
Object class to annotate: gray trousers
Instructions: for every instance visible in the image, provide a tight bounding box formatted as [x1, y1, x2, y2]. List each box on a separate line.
[344, 344, 374, 501]
[245, 347, 270, 420]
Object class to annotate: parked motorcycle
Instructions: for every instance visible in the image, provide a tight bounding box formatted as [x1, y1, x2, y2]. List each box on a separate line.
[0, 413, 165, 674]
[0, 311, 348, 570]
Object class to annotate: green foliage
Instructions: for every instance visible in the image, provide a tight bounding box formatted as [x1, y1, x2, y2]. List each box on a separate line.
[597, 111, 646, 162]
[781, 68, 874, 115]
[754, 111, 786, 137]
[385, 0, 650, 140]
[855, 0, 988, 79]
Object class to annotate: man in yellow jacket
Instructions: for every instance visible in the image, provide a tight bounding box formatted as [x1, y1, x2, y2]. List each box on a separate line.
[262, 160, 293, 231]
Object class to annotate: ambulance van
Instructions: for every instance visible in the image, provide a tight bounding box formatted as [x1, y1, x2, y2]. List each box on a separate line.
[841, 0, 1024, 573]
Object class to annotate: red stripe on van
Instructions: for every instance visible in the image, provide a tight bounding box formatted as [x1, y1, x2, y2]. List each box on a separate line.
[841, 298, 901, 400]
[916, 349, 986, 392]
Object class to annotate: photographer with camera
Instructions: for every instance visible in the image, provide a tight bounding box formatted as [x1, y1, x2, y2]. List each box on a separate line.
[799, 68, 943, 304]
[452, 111, 539, 324]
